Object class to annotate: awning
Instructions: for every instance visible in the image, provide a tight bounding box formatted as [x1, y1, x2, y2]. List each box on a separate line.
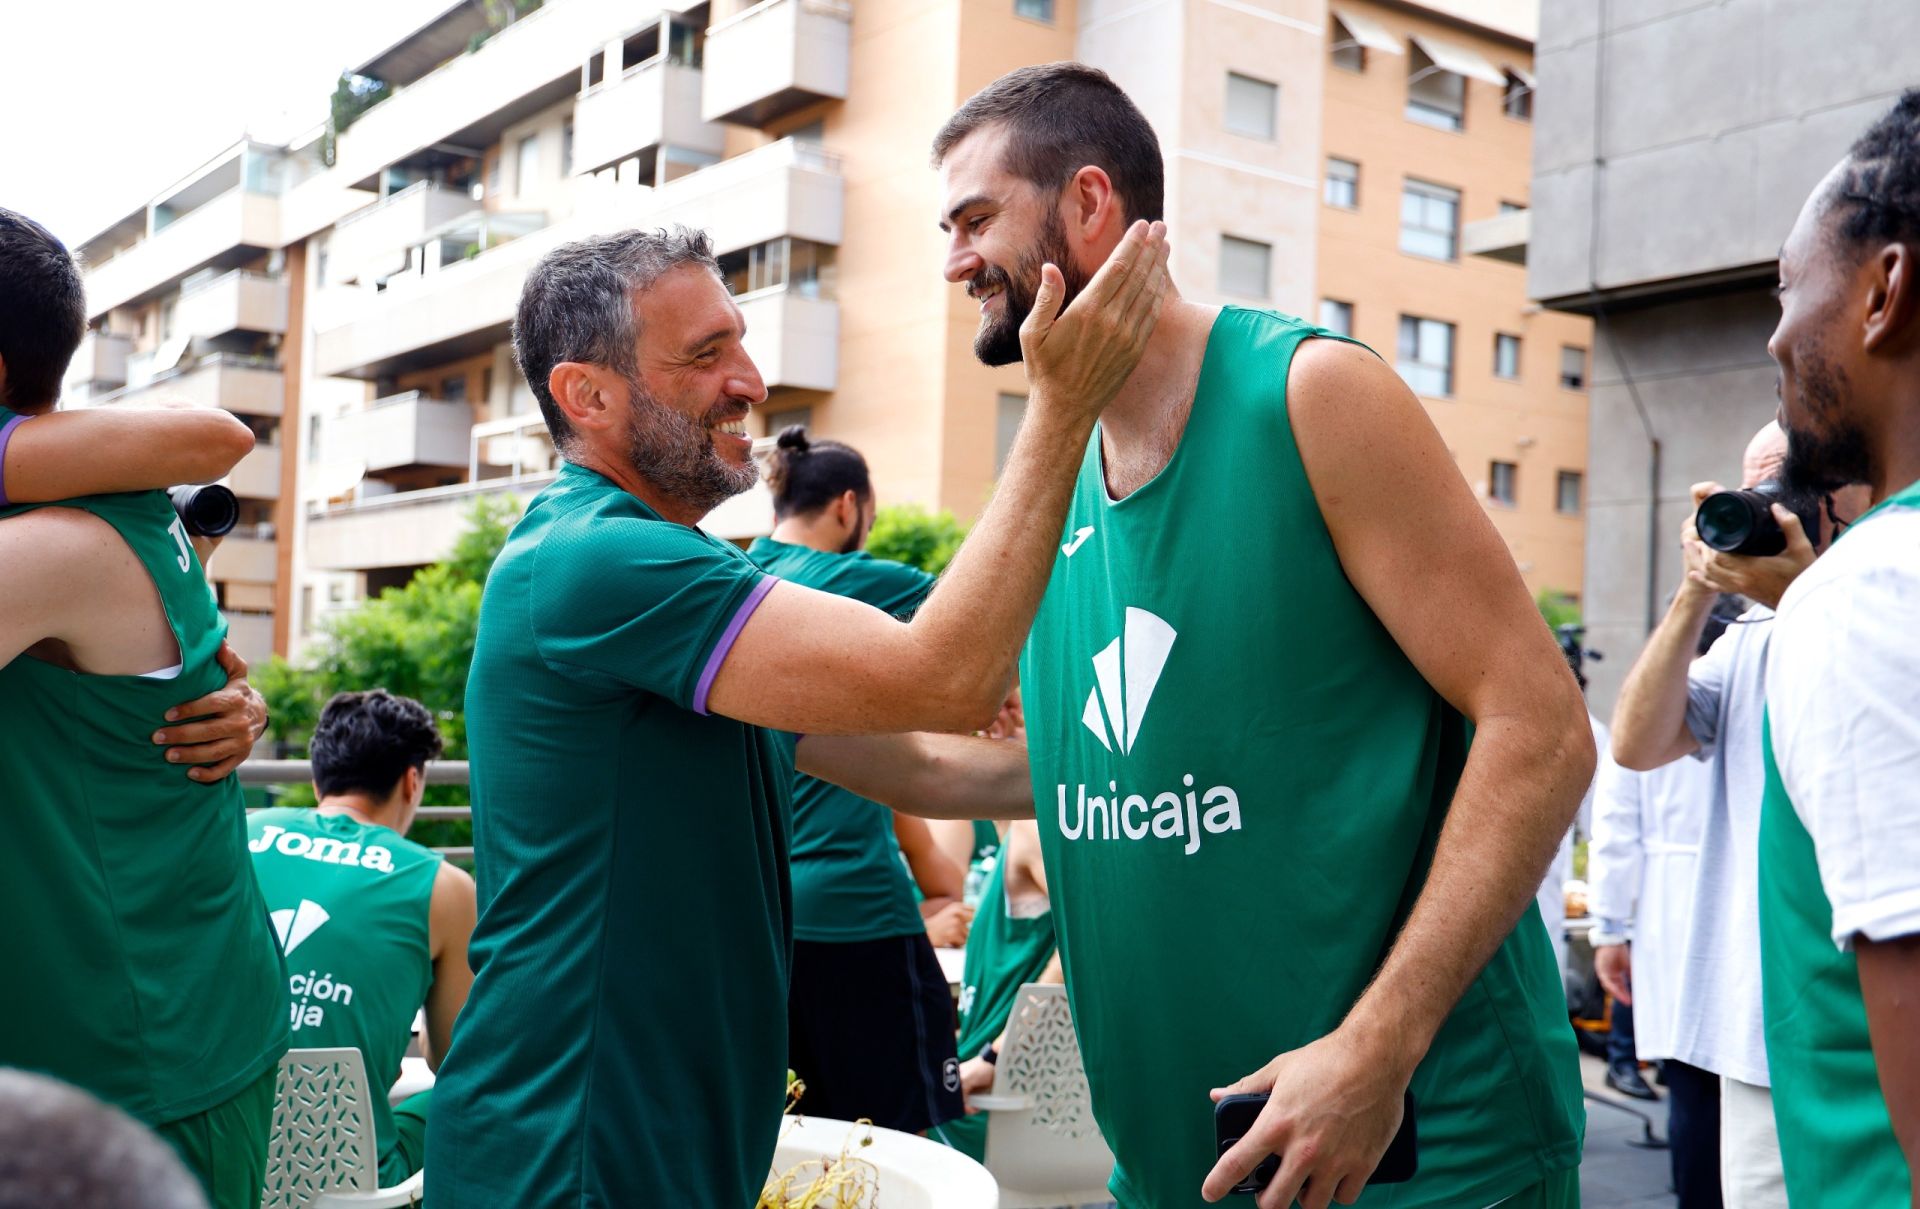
[1507, 65, 1536, 89]
[1409, 33, 1507, 86]
[1330, 7, 1403, 55]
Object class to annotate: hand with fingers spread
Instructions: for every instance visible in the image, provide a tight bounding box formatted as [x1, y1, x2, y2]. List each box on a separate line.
[1680, 480, 1815, 609]
[1203, 1028, 1412, 1209]
[1020, 219, 1171, 422]
[153, 640, 267, 782]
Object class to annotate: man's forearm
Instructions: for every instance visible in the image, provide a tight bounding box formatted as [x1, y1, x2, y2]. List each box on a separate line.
[797, 731, 1035, 820]
[2, 405, 254, 503]
[1857, 935, 1920, 1186]
[1611, 585, 1713, 769]
[1343, 711, 1593, 1075]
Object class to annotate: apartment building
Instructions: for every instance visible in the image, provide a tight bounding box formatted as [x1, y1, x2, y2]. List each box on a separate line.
[65, 0, 1583, 660]
[1527, 0, 1916, 709]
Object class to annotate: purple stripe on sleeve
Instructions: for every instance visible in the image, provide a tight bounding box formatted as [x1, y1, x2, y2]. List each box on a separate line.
[0, 414, 28, 507]
[693, 574, 778, 716]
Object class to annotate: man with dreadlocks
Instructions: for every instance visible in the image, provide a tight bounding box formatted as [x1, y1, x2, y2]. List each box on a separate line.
[1759, 89, 1920, 1206]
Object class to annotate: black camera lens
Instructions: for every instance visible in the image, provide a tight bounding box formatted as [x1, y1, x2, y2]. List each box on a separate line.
[168, 485, 239, 539]
[1694, 480, 1819, 557]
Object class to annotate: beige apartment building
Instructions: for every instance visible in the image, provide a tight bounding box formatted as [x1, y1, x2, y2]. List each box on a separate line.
[63, 0, 1583, 663]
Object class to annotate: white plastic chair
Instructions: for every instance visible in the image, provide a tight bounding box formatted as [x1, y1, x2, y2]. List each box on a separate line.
[969, 984, 1116, 1208]
[261, 1047, 425, 1209]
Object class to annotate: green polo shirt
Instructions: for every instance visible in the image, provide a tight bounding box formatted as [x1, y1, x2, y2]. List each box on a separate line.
[427, 462, 794, 1208]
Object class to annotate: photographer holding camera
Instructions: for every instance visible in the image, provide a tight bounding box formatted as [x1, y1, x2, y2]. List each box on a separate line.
[1610, 421, 1867, 1208]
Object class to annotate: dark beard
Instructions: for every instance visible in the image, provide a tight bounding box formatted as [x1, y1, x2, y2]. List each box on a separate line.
[622, 375, 758, 515]
[1780, 349, 1872, 495]
[970, 211, 1091, 366]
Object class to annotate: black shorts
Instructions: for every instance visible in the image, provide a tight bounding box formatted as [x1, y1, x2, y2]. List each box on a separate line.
[787, 933, 964, 1134]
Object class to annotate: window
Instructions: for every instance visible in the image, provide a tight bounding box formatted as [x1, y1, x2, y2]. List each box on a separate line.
[1325, 158, 1359, 209]
[1397, 315, 1455, 397]
[1557, 470, 1584, 515]
[516, 134, 540, 195]
[1399, 179, 1460, 260]
[1218, 235, 1272, 299]
[1503, 71, 1533, 121]
[996, 393, 1027, 474]
[441, 374, 468, 403]
[1561, 345, 1588, 390]
[307, 414, 323, 463]
[1318, 299, 1354, 337]
[790, 119, 826, 144]
[1489, 461, 1517, 506]
[562, 122, 574, 176]
[486, 152, 500, 199]
[765, 405, 813, 438]
[1225, 73, 1278, 141]
[1014, 0, 1054, 22]
[719, 238, 836, 298]
[1494, 333, 1521, 379]
[1330, 17, 1365, 72]
[1407, 47, 1466, 131]
[1499, 200, 1526, 215]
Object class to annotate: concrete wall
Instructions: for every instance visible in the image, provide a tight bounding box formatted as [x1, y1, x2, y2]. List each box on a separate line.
[1530, 0, 1920, 306]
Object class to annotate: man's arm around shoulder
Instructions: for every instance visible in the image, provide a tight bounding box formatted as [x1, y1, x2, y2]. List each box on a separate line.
[3, 404, 254, 503]
[422, 861, 477, 1072]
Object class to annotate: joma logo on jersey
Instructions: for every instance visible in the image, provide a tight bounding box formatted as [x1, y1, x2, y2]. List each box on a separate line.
[250, 825, 396, 872]
[1061, 607, 1244, 855]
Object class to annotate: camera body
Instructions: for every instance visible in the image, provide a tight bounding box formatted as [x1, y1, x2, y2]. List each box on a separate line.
[167, 485, 239, 539]
[1694, 481, 1821, 557]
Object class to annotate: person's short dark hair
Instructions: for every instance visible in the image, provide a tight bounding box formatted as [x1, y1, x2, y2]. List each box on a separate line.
[310, 689, 444, 801]
[765, 425, 872, 519]
[0, 209, 88, 414]
[512, 226, 720, 456]
[1827, 88, 1920, 253]
[0, 1069, 207, 1209]
[932, 62, 1164, 225]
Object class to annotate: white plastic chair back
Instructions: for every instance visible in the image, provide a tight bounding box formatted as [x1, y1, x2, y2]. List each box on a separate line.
[262, 1047, 379, 1209]
[979, 983, 1116, 1208]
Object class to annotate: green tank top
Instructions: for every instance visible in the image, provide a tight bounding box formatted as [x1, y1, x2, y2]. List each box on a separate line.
[936, 851, 1058, 1161]
[1018, 310, 1583, 1207]
[248, 807, 440, 1165]
[1758, 477, 1920, 1207]
[0, 457, 287, 1124]
[746, 537, 936, 942]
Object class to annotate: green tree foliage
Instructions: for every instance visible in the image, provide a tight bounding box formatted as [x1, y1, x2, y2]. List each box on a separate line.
[1536, 589, 1581, 630]
[865, 504, 970, 576]
[321, 72, 392, 167]
[257, 498, 520, 852]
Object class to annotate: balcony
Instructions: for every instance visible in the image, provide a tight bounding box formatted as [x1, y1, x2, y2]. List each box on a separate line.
[327, 183, 479, 286]
[82, 190, 282, 317]
[330, 0, 650, 191]
[323, 391, 474, 473]
[1464, 209, 1530, 267]
[63, 331, 133, 395]
[654, 137, 844, 254]
[175, 271, 288, 339]
[221, 611, 276, 666]
[573, 59, 724, 176]
[97, 354, 285, 417]
[307, 475, 560, 571]
[737, 288, 838, 390]
[207, 533, 278, 585]
[702, 0, 851, 127]
[226, 443, 282, 500]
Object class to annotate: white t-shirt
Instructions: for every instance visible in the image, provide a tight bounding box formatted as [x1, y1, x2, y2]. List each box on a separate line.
[1768, 502, 1920, 950]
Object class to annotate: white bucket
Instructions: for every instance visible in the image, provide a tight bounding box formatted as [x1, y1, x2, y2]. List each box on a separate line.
[764, 1116, 999, 1208]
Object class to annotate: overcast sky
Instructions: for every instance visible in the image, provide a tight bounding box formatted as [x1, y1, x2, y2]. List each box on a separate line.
[1, 0, 451, 247]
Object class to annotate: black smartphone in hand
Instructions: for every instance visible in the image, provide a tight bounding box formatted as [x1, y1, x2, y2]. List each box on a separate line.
[1214, 1090, 1417, 1196]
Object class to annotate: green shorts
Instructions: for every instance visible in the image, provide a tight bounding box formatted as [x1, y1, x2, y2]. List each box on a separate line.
[380, 1088, 432, 1186]
[152, 1064, 277, 1209]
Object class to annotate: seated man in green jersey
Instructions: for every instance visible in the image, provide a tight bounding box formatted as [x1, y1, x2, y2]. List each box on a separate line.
[0, 207, 287, 1209]
[249, 689, 475, 1187]
[824, 65, 1599, 1209]
[432, 221, 1168, 1206]
[933, 819, 1061, 1163]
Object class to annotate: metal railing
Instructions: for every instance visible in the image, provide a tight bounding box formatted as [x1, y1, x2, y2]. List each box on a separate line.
[238, 760, 473, 861]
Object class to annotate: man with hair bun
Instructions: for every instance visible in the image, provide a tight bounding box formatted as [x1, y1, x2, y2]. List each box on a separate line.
[747, 424, 970, 1138]
[247, 689, 474, 1187]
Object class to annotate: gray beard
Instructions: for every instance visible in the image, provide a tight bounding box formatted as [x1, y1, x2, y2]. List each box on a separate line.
[622, 376, 759, 515]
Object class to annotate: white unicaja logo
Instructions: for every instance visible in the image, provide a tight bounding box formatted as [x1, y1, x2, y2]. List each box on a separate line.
[1081, 607, 1176, 754]
[270, 899, 330, 956]
[1060, 607, 1243, 856]
[270, 899, 357, 1030]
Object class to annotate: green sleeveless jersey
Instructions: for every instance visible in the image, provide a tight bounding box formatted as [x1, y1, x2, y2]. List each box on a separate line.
[0, 456, 287, 1125]
[1018, 310, 1583, 1207]
[247, 807, 440, 1173]
[746, 537, 935, 942]
[1758, 477, 1920, 1207]
[938, 852, 1058, 1161]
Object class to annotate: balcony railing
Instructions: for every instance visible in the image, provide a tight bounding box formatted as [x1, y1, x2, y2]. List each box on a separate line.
[238, 761, 474, 861]
[207, 534, 278, 585]
[651, 136, 844, 253]
[94, 353, 286, 417]
[227, 442, 283, 500]
[736, 286, 838, 391]
[702, 0, 852, 127]
[572, 57, 724, 176]
[82, 190, 283, 318]
[328, 182, 480, 286]
[322, 390, 476, 474]
[175, 270, 289, 339]
[64, 331, 133, 393]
